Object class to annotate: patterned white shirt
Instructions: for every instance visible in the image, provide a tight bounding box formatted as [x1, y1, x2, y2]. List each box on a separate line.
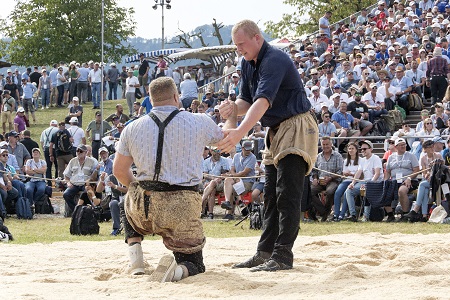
[117, 105, 224, 186]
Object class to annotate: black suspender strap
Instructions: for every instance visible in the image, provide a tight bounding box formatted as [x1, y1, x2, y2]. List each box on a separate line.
[148, 109, 180, 182]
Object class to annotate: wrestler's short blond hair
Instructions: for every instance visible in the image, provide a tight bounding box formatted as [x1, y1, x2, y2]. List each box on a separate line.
[149, 77, 178, 103]
[232, 19, 261, 39]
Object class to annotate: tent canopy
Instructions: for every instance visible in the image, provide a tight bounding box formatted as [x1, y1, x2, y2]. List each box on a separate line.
[125, 48, 188, 64]
[168, 45, 237, 70]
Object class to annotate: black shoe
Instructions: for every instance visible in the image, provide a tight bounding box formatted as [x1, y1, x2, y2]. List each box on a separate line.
[200, 213, 207, 219]
[220, 201, 233, 210]
[223, 214, 234, 220]
[396, 215, 409, 223]
[207, 213, 214, 220]
[332, 216, 341, 222]
[249, 259, 292, 272]
[403, 210, 418, 219]
[232, 253, 267, 269]
[347, 215, 358, 222]
[386, 215, 396, 222]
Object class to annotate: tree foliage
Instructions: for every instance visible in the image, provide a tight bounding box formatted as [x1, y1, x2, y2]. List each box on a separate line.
[265, 0, 374, 38]
[0, 0, 136, 65]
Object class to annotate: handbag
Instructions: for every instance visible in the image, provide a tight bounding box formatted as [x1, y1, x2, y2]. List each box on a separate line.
[135, 88, 142, 99]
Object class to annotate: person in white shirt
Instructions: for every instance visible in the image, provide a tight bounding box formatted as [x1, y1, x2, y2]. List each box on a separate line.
[362, 83, 387, 122]
[308, 86, 329, 115]
[88, 62, 102, 109]
[125, 69, 140, 116]
[393, 121, 416, 150]
[345, 140, 383, 221]
[172, 68, 182, 92]
[68, 117, 86, 154]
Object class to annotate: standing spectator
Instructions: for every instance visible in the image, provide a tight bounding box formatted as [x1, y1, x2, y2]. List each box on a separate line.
[29, 67, 41, 87]
[120, 66, 128, 99]
[68, 62, 80, 101]
[4, 76, 20, 107]
[138, 53, 150, 92]
[107, 63, 119, 100]
[319, 11, 332, 38]
[49, 122, 73, 180]
[49, 64, 59, 107]
[426, 47, 450, 104]
[180, 73, 198, 109]
[222, 59, 236, 94]
[88, 62, 102, 109]
[85, 111, 111, 160]
[56, 67, 66, 107]
[13, 108, 27, 133]
[68, 117, 86, 151]
[68, 97, 84, 127]
[63, 144, 98, 214]
[24, 148, 47, 205]
[197, 63, 205, 87]
[172, 67, 182, 92]
[1, 91, 15, 134]
[38, 69, 51, 109]
[19, 130, 38, 157]
[125, 69, 140, 116]
[138, 95, 153, 115]
[21, 78, 37, 124]
[40, 120, 59, 185]
[77, 63, 90, 104]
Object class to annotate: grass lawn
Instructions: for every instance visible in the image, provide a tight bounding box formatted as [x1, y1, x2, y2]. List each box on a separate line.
[5, 216, 450, 244]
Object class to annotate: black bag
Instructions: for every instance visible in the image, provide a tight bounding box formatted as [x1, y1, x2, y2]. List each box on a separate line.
[249, 203, 264, 230]
[369, 206, 385, 222]
[35, 194, 54, 214]
[57, 131, 73, 153]
[93, 206, 111, 222]
[135, 88, 142, 99]
[365, 180, 398, 208]
[15, 197, 33, 219]
[373, 119, 391, 136]
[70, 205, 99, 235]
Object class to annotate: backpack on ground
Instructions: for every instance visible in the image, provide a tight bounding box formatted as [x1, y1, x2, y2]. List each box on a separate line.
[373, 119, 390, 136]
[394, 105, 406, 120]
[35, 194, 54, 214]
[249, 203, 264, 230]
[57, 131, 73, 153]
[15, 197, 33, 219]
[369, 206, 385, 222]
[408, 93, 423, 111]
[381, 114, 396, 132]
[70, 205, 100, 235]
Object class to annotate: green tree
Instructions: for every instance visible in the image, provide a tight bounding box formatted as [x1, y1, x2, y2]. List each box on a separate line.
[265, 0, 373, 38]
[0, 0, 136, 66]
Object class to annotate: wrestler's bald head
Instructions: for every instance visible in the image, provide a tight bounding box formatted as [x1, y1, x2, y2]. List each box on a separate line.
[149, 77, 179, 105]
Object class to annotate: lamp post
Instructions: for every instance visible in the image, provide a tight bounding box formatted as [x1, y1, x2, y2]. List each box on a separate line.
[152, 0, 172, 49]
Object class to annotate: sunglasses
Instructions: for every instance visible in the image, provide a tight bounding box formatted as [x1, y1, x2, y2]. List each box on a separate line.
[388, 141, 395, 144]
[403, 124, 410, 127]
[1, 154, 8, 157]
[76, 149, 86, 153]
[323, 115, 330, 118]
[360, 148, 369, 151]
[426, 122, 432, 125]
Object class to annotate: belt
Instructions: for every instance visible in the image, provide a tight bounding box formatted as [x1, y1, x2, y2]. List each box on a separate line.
[138, 180, 199, 192]
[432, 74, 445, 77]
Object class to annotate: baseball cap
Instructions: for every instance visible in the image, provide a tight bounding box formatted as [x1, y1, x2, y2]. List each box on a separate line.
[395, 138, 406, 146]
[76, 144, 88, 152]
[98, 147, 108, 154]
[359, 140, 373, 149]
[69, 117, 78, 123]
[17, 107, 25, 113]
[73, 96, 79, 101]
[50, 120, 58, 126]
[32, 148, 41, 153]
[242, 140, 253, 150]
[8, 130, 19, 137]
[433, 136, 445, 144]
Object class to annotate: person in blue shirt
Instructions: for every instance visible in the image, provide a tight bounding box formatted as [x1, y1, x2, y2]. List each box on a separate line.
[21, 78, 37, 123]
[138, 95, 152, 115]
[218, 19, 318, 272]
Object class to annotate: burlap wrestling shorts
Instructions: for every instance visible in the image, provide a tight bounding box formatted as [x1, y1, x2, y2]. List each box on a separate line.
[262, 111, 318, 175]
[124, 182, 205, 254]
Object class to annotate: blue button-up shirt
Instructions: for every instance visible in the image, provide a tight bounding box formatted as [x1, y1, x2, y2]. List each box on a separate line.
[78, 67, 90, 82]
[22, 82, 37, 99]
[240, 40, 311, 128]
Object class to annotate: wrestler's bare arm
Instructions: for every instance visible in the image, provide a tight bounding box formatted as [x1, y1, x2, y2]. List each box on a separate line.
[113, 152, 135, 186]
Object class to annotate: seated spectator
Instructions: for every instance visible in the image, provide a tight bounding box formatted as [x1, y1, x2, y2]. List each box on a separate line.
[132, 101, 141, 118]
[105, 104, 130, 124]
[383, 138, 420, 222]
[0, 148, 19, 215]
[189, 100, 200, 113]
[201, 148, 229, 219]
[331, 101, 361, 147]
[433, 136, 446, 155]
[328, 93, 341, 114]
[96, 172, 128, 235]
[220, 141, 256, 220]
[7, 130, 31, 176]
[333, 142, 360, 221]
[431, 103, 449, 130]
[310, 136, 343, 221]
[24, 148, 47, 205]
[63, 144, 98, 214]
[415, 109, 430, 133]
[404, 140, 442, 222]
[347, 90, 373, 136]
[393, 121, 416, 150]
[77, 182, 101, 206]
[341, 71, 359, 90]
[391, 66, 413, 115]
[251, 163, 265, 204]
[318, 112, 337, 141]
[309, 86, 329, 116]
[345, 140, 383, 222]
[362, 83, 388, 123]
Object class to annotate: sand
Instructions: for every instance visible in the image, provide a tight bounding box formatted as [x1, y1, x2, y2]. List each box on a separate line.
[2, 233, 450, 300]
